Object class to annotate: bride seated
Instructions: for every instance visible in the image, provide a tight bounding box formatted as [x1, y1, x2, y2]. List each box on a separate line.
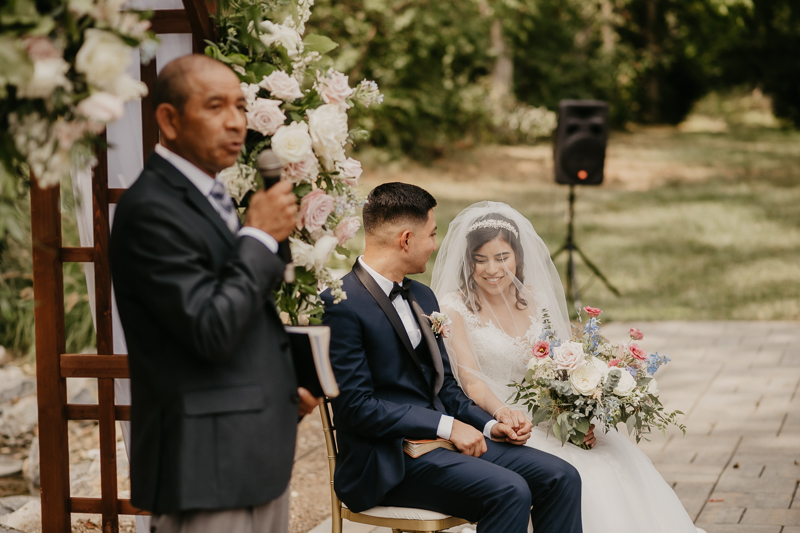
[431, 201, 704, 533]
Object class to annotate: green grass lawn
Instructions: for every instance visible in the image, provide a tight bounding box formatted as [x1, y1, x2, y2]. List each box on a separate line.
[359, 127, 800, 322]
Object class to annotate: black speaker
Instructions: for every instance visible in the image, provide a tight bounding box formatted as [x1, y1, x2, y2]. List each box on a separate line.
[554, 100, 608, 185]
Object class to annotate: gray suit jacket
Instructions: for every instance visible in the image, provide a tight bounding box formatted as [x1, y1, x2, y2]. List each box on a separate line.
[110, 152, 298, 514]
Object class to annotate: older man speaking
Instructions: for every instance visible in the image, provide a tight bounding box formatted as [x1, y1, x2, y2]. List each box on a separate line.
[110, 54, 318, 533]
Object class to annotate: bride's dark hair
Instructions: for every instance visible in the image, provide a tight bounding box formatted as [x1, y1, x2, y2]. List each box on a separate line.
[460, 213, 527, 312]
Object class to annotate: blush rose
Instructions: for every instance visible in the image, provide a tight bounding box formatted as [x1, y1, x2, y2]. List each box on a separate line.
[298, 189, 334, 233]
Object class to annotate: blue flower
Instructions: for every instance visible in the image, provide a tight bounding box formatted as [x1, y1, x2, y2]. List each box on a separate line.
[645, 352, 671, 374]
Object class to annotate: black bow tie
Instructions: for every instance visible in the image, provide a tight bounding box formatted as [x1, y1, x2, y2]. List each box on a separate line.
[389, 281, 411, 301]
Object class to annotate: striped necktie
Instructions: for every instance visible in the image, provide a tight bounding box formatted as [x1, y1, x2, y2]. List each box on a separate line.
[208, 180, 240, 234]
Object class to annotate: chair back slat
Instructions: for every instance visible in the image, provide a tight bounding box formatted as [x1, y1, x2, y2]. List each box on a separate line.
[318, 399, 343, 533]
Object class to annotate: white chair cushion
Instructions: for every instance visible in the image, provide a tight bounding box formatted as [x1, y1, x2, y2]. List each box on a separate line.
[343, 503, 454, 521]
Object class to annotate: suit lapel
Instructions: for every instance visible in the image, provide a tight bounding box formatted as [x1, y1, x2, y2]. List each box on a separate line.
[351, 262, 424, 375]
[407, 294, 444, 396]
[146, 152, 236, 245]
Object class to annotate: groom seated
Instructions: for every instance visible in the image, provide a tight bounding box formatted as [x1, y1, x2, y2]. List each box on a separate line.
[321, 182, 583, 533]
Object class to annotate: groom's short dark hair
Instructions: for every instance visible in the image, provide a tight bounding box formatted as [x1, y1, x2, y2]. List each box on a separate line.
[363, 182, 437, 235]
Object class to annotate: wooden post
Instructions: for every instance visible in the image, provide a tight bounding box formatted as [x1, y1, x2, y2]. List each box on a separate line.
[30, 180, 71, 533]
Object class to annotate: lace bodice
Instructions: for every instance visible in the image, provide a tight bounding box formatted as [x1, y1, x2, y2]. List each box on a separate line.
[441, 292, 545, 385]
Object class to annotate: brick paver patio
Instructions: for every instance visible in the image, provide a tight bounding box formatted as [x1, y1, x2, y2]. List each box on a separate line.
[307, 321, 800, 533]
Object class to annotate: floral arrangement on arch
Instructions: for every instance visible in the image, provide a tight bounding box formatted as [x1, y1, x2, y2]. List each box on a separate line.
[0, 0, 157, 188]
[512, 306, 685, 449]
[205, 0, 382, 326]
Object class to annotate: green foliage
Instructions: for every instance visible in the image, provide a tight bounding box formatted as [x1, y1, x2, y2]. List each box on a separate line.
[0, 176, 95, 359]
[307, 0, 495, 157]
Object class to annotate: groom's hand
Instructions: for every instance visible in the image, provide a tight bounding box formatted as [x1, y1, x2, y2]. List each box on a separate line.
[450, 420, 487, 457]
[490, 422, 530, 446]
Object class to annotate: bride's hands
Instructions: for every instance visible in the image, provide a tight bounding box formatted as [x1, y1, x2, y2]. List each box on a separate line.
[496, 408, 532, 436]
[584, 424, 596, 448]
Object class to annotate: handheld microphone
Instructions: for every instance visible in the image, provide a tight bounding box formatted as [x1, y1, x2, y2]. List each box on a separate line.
[256, 149, 295, 283]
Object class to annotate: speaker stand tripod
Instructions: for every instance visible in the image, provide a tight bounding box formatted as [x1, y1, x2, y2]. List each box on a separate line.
[551, 185, 621, 314]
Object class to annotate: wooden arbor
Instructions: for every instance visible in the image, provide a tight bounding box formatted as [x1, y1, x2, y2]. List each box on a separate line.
[30, 2, 215, 531]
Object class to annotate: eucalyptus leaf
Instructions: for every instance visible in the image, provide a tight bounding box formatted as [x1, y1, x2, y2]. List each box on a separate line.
[302, 34, 339, 54]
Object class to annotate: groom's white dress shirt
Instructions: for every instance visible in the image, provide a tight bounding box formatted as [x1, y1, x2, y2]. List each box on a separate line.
[358, 257, 497, 440]
[154, 144, 278, 252]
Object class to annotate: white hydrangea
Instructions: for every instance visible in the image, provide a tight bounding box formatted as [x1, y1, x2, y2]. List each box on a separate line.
[218, 163, 258, 203]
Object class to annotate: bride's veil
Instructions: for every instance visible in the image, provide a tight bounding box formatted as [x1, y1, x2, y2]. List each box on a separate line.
[431, 201, 571, 407]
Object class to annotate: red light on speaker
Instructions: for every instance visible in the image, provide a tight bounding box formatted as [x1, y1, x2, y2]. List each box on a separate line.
[577, 170, 588, 180]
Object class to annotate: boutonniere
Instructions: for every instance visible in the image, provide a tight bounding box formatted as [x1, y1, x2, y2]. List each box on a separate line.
[423, 312, 452, 339]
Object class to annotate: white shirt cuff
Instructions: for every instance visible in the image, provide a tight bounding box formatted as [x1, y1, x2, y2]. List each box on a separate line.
[483, 419, 498, 439]
[437, 415, 454, 440]
[238, 227, 279, 254]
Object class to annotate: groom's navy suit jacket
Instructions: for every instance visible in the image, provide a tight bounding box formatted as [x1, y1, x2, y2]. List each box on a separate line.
[321, 264, 493, 511]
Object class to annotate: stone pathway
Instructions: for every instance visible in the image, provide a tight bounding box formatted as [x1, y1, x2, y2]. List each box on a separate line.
[299, 321, 800, 533]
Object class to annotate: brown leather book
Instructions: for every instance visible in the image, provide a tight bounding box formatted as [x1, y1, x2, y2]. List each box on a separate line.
[402, 438, 458, 458]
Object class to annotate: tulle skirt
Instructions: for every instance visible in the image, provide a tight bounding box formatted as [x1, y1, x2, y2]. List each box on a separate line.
[525, 426, 704, 533]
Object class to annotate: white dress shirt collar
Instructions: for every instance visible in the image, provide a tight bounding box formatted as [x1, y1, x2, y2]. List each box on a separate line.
[357, 256, 400, 299]
[154, 144, 216, 196]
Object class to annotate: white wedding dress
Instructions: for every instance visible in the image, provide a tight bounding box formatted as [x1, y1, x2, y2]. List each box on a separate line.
[441, 292, 703, 533]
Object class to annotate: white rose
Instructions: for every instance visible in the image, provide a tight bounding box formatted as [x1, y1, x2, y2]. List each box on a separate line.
[110, 75, 148, 101]
[612, 369, 637, 397]
[75, 29, 131, 92]
[316, 71, 354, 109]
[312, 235, 339, 271]
[76, 92, 125, 125]
[259, 21, 303, 57]
[569, 363, 603, 396]
[588, 356, 610, 378]
[17, 57, 71, 98]
[246, 98, 286, 136]
[307, 104, 349, 169]
[336, 157, 362, 187]
[290, 235, 338, 273]
[259, 71, 304, 101]
[271, 122, 313, 164]
[646, 377, 658, 395]
[218, 163, 257, 203]
[240, 82, 261, 109]
[552, 341, 586, 373]
[527, 355, 550, 371]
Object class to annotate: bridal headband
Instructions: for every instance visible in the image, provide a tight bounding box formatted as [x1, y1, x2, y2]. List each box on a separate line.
[467, 219, 519, 239]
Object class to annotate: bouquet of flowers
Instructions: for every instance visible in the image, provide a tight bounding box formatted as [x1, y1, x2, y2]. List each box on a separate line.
[205, 0, 382, 325]
[511, 306, 685, 448]
[0, 0, 157, 189]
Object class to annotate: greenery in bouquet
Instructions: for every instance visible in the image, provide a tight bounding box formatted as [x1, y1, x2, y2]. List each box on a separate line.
[205, 0, 382, 325]
[0, 0, 157, 190]
[511, 306, 685, 449]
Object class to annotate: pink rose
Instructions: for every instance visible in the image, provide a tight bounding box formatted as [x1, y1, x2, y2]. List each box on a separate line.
[583, 306, 602, 318]
[259, 71, 304, 101]
[336, 157, 363, 187]
[317, 71, 354, 108]
[608, 358, 622, 367]
[438, 324, 451, 339]
[629, 327, 644, 341]
[246, 98, 285, 136]
[627, 343, 647, 361]
[532, 340, 550, 359]
[297, 189, 334, 233]
[76, 92, 125, 127]
[334, 216, 361, 245]
[281, 153, 319, 184]
[552, 341, 586, 373]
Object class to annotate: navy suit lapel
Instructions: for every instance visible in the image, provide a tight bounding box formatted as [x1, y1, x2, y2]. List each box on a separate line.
[407, 294, 445, 397]
[351, 261, 425, 376]
[146, 152, 236, 246]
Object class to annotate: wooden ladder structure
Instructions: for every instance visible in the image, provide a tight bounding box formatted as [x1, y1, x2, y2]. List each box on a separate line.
[30, 2, 215, 531]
